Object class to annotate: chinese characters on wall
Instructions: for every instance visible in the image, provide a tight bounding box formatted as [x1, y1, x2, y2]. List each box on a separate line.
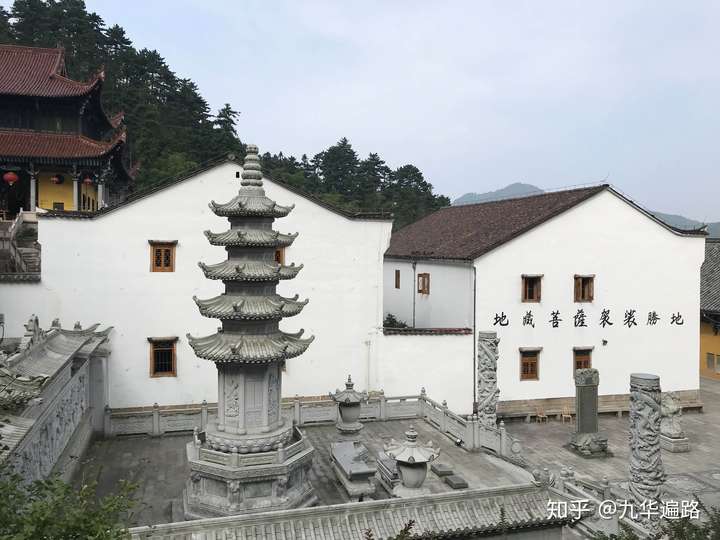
[494, 309, 685, 328]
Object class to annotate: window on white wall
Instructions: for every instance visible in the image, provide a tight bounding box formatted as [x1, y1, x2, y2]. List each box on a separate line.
[148, 337, 177, 377]
[394, 269, 400, 289]
[574, 275, 594, 302]
[522, 275, 542, 302]
[520, 349, 540, 380]
[149, 240, 177, 272]
[574, 348, 592, 371]
[417, 273, 430, 295]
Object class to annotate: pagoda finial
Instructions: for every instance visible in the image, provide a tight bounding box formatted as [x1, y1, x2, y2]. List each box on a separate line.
[241, 144, 263, 187]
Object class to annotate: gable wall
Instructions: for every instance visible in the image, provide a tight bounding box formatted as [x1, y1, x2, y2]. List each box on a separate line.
[474, 189, 705, 401]
[0, 162, 392, 408]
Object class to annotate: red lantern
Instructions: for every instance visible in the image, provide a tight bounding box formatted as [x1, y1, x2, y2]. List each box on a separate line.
[51, 174, 63, 184]
[3, 171, 18, 186]
[83, 175, 94, 185]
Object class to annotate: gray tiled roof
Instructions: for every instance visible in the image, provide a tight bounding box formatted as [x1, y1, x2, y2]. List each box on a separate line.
[203, 229, 298, 248]
[198, 260, 303, 281]
[193, 293, 308, 320]
[187, 329, 314, 363]
[128, 484, 571, 540]
[702, 239, 720, 314]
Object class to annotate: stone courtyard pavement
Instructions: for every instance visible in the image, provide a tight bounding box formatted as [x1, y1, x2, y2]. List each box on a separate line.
[505, 377, 720, 509]
[74, 417, 531, 527]
[73, 378, 720, 527]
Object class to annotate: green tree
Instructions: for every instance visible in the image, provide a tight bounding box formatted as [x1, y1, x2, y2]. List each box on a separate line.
[3, 1, 451, 228]
[0, 6, 12, 42]
[0, 465, 136, 540]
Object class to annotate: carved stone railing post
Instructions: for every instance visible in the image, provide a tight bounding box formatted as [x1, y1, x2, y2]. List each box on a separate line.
[419, 387, 427, 418]
[476, 331, 500, 428]
[293, 396, 301, 425]
[465, 414, 480, 451]
[103, 405, 112, 437]
[152, 402, 161, 436]
[200, 400, 208, 431]
[440, 400, 448, 433]
[628, 373, 666, 533]
[379, 390, 387, 421]
[499, 420, 507, 456]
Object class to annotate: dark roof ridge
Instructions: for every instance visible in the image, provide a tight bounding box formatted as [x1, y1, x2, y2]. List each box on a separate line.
[451, 182, 610, 210]
[39, 153, 393, 222]
[0, 44, 64, 54]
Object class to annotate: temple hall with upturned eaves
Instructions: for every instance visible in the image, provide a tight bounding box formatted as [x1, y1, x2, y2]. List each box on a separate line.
[0, 45, 132, 217]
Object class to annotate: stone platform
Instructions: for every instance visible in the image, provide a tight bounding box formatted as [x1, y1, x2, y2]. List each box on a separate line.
[74, 418, 532, 526]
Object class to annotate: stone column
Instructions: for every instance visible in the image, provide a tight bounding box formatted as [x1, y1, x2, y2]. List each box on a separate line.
[72, 175, 79, 211]
[628, 374, 666, 514]
[476, 331, 500, 428]
[97, 181, 105, 209]
[28, 169, 37, 211]
[570, 368, 608, 457]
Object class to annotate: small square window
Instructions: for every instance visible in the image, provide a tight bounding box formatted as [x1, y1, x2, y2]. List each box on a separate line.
[52, 202, 64, 211]
[574, 275, 594, 302]
[149, 338, 177, 377]
[417, 273, 430, 295]
[522, 275, 541, 302]
[150, 241, 176, 272]
[574, 348, 592, 371]
[394, 269, 400, 289]
[520, 350, 539, 380]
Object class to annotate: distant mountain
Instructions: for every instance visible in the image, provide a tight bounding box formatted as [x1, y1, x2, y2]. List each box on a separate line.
[453, 184, 719, 237]
[453, 182, 542, 205]
[653, 212, 720, 237]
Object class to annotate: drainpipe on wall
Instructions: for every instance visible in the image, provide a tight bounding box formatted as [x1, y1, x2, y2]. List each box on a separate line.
[472, 265, 478, 414]
[411, 261, 417, 328]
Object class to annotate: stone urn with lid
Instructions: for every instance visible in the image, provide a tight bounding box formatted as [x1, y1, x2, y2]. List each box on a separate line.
[384, 425, 439, 496]
[332, 375, 367, 434]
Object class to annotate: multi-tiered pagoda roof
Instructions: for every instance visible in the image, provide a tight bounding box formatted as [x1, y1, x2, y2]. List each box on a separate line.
[187, 145, 314, 364]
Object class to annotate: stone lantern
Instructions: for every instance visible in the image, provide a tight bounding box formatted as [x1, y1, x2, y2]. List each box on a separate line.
[384, 425, 439, 497]
[332, 375, 367, 434]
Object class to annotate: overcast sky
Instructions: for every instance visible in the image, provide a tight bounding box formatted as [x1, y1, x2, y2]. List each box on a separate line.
[20, 1, 720, 220]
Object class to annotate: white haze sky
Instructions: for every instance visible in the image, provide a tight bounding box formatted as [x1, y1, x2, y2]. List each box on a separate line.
[9, 1, 720, 221]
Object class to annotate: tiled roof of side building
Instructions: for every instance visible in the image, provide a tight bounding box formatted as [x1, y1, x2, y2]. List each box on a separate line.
[0, 44, 102, 98]
[702, 239, 720, 314]
[385, 185, 706, 261]
[127, 484, 573, 540]
[0, 129, 125, 160]
[39, 154, 394, 221]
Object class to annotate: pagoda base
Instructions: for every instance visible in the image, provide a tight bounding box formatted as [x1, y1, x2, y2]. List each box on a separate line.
[336, 421, 363, 434]
[183, 426, 317, 519]
[205, 420, 293, 453]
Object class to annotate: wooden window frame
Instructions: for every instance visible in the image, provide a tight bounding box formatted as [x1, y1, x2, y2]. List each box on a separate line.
[519, 348, 541, 381]
[521, 275, 542, 303]
[417, 272, 430, 295]
[149, 240, 177, 272]
[275, 247, 285, 265]
[394, 269, 401, 289]
[573, 347, 593, 371]
[574, 275, 595, 303]
[148, 337, 178, 377]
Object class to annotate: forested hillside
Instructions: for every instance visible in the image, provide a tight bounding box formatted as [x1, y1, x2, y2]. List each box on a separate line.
[0, 0, 449, 228]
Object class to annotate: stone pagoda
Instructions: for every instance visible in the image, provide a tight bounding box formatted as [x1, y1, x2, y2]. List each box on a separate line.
[183, 145, 317, 519]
